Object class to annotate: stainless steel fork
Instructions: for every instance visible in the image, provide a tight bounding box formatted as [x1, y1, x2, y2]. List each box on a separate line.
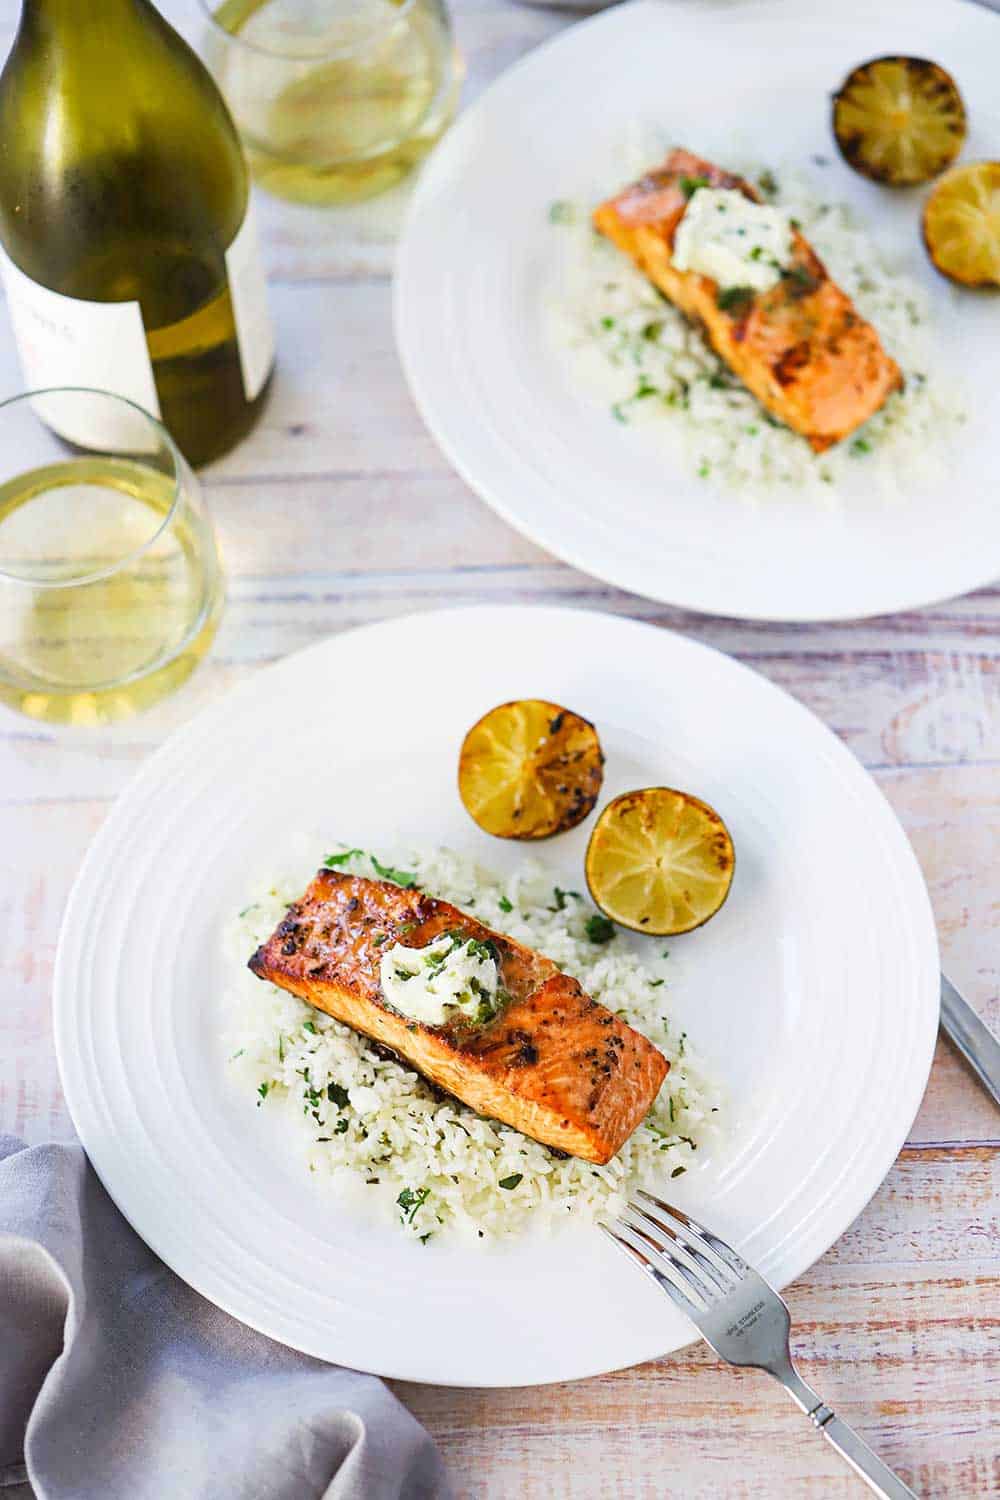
[603, 1191, 919, 1499]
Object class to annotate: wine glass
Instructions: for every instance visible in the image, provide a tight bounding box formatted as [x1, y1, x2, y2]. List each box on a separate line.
[0, 388, 225, 726]
[199, 0, 463, 205]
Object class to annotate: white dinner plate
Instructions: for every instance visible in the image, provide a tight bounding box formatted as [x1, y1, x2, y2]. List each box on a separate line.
[55, 607, 938, 1385]
[395, 0, 1000, 622]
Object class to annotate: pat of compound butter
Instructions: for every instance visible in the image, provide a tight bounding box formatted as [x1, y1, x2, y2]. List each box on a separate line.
[672, 187, 793, 292]
[380, 932, 500, 1027]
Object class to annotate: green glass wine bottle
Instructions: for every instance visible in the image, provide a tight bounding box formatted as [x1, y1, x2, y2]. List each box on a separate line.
[0, 0, 275, 466]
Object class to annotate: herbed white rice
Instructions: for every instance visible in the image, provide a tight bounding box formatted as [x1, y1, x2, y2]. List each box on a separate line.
[225, 844, 720, 1245]
[549, 148, 965, 495]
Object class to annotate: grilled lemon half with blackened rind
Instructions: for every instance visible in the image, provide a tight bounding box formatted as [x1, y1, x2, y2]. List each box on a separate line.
[459, 699, 604, 840]
[585, 787, 734, 936]
[832, 56, 966, 186]
[923, 162, 1000, 287]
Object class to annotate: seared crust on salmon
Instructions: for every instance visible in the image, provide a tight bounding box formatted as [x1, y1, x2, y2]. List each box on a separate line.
[248, 870, 668, 1164]
[593, 148, 903, 452]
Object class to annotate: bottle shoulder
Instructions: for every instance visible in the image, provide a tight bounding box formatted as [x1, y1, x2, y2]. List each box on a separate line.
[0, 10, 249, 290]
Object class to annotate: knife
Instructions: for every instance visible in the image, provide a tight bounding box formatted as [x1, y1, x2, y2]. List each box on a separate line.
[940, 974, 1000, 1109]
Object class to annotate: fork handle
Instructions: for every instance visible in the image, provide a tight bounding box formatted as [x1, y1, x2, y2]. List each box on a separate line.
[814, 1413, 919, 1499]
[779, 1371, 918, 1498]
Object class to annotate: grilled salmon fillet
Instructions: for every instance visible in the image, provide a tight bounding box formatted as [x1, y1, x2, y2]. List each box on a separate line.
[594, 148, 903, 452]
[248, 870, 668, 1164]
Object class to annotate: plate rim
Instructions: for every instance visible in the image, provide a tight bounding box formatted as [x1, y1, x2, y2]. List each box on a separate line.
[53, 605, 941, 1385]
[394, 0, 1000, 624]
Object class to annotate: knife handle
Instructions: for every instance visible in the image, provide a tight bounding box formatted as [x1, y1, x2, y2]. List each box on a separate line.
[940, 975, 1000, 1110]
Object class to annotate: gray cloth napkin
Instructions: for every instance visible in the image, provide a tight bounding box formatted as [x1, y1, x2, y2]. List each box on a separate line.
[0, 1136, 451, 1500]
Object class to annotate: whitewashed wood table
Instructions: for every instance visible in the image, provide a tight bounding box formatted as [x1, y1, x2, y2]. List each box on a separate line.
[2, 2, 999, 1495]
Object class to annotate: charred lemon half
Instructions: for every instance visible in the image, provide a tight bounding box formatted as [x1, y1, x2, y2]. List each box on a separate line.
[832, 57, 966, 186]
[585, 787, 734, 936]
[923, 162, 1000, 287]
[458, 699, 604, 840]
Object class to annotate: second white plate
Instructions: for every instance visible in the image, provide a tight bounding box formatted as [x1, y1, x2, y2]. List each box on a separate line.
[395, 0, 1000, 621]
[54, 607, 938, 1385]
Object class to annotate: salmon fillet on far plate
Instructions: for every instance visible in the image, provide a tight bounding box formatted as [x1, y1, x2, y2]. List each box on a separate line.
[249, 870, 668, 1164]
[594, 148, 903, 452]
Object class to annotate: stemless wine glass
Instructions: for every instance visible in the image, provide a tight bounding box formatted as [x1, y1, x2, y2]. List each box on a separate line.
[199, 0, 462, 205]
[0, 389, 225, 727]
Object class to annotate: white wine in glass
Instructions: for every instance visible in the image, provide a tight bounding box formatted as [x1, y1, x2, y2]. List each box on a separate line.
[201, 0, 462, 205]
[0, 0, 275, 468]
[0, 391, 225, 726]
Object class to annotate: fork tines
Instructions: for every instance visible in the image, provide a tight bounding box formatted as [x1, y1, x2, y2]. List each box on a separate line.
[601, 1189, 747, 1318]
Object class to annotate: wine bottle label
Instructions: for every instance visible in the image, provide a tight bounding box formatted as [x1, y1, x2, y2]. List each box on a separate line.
[225, 199, 274, 404]
[0, 200, 273, 449]
[0, 243, 164, 450]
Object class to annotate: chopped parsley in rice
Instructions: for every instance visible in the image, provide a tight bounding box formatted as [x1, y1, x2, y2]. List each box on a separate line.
[225, 845, 720, 1245]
